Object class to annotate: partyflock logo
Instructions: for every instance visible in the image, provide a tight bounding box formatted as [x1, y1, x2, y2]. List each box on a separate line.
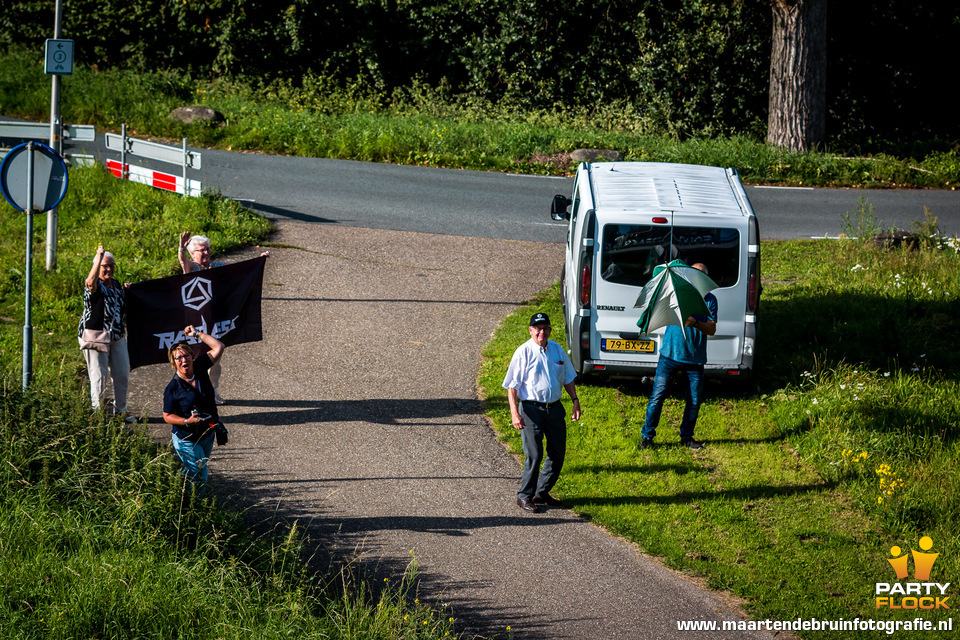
[182, 277, 212, 311]
[876, 537, 950, 610]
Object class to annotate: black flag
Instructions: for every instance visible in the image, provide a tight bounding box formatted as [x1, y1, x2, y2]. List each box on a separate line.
[126, 256, 265, 369]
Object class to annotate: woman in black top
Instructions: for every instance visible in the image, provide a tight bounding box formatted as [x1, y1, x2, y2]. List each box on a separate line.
[162, 325, 224, 487]
[78, 246, 132, 420]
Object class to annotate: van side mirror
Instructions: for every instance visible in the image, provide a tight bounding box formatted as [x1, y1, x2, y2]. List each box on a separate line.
[551, 194, 572, 220]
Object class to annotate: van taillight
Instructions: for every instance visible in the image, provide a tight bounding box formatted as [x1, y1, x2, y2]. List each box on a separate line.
[747, 255, 760, 313]
[580, 261, 591, 307]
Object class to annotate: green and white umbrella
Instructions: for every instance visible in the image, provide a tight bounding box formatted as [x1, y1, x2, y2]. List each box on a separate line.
[634, 259, 718, 338]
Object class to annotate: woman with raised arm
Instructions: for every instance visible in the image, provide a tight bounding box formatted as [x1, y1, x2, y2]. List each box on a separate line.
[78, 245, 133, 421]
[162, 325, 226, 488]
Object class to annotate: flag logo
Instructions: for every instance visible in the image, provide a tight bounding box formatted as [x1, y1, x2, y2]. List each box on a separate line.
[182, 277, 212, 310]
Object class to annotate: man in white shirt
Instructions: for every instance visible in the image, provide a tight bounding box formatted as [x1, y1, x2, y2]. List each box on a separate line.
[502, 313, 582, 513]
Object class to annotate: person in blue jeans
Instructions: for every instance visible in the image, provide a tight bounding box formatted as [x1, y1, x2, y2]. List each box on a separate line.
[162, 325, 225, 488]
[640, 263, 717, 451]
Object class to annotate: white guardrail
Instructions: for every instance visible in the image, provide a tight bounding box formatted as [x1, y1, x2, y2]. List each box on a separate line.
[0, 120, 95, 142]
[1, 121, 202, 197]
[0, 121, 97, 165]
[104, 126, 202, 197]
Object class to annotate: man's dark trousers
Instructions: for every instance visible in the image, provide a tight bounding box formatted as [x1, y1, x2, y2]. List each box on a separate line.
[517, 401, 567, 500]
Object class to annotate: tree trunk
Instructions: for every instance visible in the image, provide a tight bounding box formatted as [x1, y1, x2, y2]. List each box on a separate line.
[767, 0, 827, 152]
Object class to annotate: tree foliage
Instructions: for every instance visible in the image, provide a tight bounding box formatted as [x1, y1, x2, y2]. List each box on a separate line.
[1, 0, 955, 148]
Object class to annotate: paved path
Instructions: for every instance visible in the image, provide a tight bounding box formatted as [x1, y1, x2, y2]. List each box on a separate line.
[130, 222, 776, 639]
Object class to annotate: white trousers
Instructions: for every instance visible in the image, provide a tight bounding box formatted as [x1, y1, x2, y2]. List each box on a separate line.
[82, 337, 130, 412]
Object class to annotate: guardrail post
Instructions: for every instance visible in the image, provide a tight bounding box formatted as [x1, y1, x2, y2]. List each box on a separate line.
[122, 123, 128, 180]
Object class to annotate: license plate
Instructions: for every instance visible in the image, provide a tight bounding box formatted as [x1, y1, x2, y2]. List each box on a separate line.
[601, 338, 655, 353]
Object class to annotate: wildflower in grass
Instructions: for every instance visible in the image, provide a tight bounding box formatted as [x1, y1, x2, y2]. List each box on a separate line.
[812, 398, 819, 405]
[875, 463, 905, 500]
[841, 449, 869, 475]
[842, 449, 868, 462]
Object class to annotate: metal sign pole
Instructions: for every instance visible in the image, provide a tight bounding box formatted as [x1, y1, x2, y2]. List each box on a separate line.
[46, 0, 64, 271]
[23, 144, 35, 389]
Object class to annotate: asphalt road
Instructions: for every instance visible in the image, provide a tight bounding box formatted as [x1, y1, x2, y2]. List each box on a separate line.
[162, 148, 960, 241]
[5, 117, 957, 241]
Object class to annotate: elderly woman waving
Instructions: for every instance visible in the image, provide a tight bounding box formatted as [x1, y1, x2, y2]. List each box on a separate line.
[162, 325, 226, 488]
[178, 231, 226, 273]
[78, 245, 133, 421]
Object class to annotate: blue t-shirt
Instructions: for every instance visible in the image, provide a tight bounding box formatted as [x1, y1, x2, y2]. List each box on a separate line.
[163, 353, 219, 441]
[660, 293, 718, 365]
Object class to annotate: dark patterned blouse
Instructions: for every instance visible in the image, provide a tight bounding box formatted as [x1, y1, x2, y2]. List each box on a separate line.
[77, 279, 126, 341]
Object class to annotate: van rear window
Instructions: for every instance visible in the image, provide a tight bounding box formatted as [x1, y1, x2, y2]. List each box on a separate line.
[599, 225, 740, 288]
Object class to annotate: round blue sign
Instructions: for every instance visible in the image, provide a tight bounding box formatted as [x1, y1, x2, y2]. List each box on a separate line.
[0, 142, 69, 213]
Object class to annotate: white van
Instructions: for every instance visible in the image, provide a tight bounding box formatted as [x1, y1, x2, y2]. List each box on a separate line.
[550, 162, 761, 379]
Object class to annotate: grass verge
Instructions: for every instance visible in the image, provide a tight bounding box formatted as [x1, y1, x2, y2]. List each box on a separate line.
[0, 165, 461, 639]
[479, 239, 959, 638]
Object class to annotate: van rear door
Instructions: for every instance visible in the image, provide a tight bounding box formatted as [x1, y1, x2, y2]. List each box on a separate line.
[590, 216, 749, 371]
[590, 217, 673, 369]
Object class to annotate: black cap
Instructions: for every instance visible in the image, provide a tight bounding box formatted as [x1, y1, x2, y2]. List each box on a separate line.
[529, 312, 551, 326]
